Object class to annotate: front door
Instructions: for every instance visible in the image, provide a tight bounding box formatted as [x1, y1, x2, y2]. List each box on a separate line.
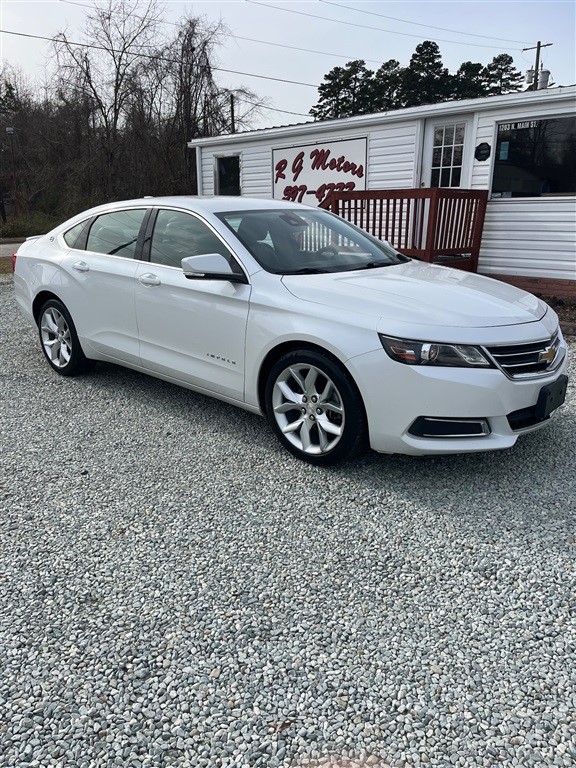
[135, 209, 251, 401]
[421, 116, 473, 188]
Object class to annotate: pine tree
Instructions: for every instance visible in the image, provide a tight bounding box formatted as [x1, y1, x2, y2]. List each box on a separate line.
[310, 60, 374, 120]
[451, 62, 487, 100]
[400, 41, 451, 108]
[369, 60, 404, 112]
[309, 43, 525, 119]
[484, 54, 524, 95]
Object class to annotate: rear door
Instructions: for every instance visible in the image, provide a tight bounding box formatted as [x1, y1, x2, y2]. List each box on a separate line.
[59, 208, 148, 364]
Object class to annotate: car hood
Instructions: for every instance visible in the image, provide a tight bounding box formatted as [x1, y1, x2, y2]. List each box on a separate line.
[281, 260, 547, 329]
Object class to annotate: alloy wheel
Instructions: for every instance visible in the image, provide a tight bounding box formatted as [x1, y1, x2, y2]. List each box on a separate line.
[40, 307, 72, 369]
[271, 363, 345, 456]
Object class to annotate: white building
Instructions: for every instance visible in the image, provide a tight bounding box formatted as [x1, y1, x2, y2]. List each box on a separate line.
[189, 86, 576, 298]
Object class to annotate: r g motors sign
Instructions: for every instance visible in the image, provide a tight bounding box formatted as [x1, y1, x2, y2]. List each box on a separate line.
[273, 137, 367, 206]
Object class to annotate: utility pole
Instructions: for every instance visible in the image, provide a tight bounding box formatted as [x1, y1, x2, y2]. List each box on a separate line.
[230, 94, 235, 134]
[522, 41, 553, 90]
[5, 127, 16, 216]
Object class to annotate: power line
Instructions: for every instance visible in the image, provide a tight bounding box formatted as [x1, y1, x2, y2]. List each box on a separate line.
[58, 0, 105, 7]
[51, 0, 523, 109]
[245, 0, 524, 51]
[247, 102, 310, 117]
[57, 0, 387, 66]
[58, 74, 310, 117]
[228, 33, 384, 66]
[319, 0, 529, 45]
[0, 28, 318, 88]
[0, 27, 312, 118]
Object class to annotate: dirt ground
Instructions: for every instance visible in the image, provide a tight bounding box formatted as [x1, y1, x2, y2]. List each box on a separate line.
[543, 295, 576, 328]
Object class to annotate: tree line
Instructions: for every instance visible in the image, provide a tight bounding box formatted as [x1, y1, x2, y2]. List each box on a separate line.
[1, 3, 529, 224]
[0, 0, 263, 223]
[310, 41, 525, 120]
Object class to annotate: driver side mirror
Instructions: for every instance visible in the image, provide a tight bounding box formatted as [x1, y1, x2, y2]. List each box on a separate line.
[181, 254, 248, 284]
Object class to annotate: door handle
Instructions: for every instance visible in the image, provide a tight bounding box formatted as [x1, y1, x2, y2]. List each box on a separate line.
[139, 273, 161, 287]
[72, 261, 89, 273]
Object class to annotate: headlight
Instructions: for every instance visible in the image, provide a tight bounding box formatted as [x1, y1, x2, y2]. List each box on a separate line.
[379, 335, 493, 368]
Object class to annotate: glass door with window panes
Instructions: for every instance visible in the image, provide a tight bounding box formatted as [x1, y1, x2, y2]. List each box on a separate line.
[421, 117, 473, 188]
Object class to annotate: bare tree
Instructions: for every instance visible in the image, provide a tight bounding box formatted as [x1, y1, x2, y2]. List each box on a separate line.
[123, 13, 265, 192]
[1, 0, 266, 219]
[53, 0, 163, 197]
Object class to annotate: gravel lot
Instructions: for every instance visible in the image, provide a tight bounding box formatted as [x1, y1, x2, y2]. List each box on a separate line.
[1, 279, 575, 768]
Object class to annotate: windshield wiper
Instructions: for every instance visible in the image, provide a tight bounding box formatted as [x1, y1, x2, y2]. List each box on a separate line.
[359, 260, 391, 270]
[283, 267, 331, 275]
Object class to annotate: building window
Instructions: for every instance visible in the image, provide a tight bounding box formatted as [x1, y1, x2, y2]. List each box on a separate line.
[492, 116, 576, 198]
[430, 123, 466, 188]
[216, 156, 241, 196]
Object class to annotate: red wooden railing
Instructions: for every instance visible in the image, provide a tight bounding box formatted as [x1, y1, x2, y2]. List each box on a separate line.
[320, 188, 488, 272]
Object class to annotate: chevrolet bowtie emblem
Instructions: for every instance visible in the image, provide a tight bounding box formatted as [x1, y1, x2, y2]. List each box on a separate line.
[539, 346, 556, 364]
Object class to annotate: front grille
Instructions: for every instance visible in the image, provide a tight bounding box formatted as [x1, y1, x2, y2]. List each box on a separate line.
[485, 331, 562, 379]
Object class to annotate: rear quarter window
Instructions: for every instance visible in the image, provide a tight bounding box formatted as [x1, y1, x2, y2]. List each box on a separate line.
[63, 221, 88, 248]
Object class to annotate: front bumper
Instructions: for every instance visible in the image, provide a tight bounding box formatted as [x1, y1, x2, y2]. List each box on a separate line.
[348, 335, 569, 456]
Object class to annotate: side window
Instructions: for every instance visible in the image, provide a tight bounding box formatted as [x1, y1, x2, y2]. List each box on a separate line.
[150, 210, 240, 272]
[86, 209, 147, 258]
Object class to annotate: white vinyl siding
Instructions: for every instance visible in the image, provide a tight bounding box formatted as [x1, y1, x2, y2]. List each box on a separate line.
[367, 123, 418, 189]
[471, 99, 576, 280]
[199, 125, 418, 198]
[193, 87, 576, 283]
[201, 144, 272, 198]
[470, 117, 496, 190]
[200, 151, 216, 196]
[479, 198, 576, 281]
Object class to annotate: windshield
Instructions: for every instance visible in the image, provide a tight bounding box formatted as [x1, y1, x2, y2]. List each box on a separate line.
[216, 208, 409, 274]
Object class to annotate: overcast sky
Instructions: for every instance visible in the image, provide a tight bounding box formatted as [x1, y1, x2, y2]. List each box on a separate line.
[1, 0, 575, 128]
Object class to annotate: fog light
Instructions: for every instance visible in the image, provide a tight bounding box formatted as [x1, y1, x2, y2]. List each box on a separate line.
[409, 417, 491, 438]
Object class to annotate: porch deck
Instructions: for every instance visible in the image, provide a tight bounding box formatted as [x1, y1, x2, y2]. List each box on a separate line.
[320, 188, 488, 272]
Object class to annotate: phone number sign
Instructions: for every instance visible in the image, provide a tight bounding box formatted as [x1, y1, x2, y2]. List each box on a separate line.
[272, 138, 367, 206]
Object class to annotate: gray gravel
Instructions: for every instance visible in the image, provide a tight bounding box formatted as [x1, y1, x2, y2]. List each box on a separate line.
[1, 280, 575, 768]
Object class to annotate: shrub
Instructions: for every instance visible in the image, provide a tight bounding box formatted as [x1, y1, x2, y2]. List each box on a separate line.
[0, 212, 58, 239]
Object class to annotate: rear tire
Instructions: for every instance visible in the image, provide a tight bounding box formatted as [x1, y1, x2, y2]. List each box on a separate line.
[38, 299, 94, 376]
[265, 349, 367, 466]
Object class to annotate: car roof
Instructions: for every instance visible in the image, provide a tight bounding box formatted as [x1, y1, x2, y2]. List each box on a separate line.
[50, 196, 322, 238]
[81, 196, 310, 217]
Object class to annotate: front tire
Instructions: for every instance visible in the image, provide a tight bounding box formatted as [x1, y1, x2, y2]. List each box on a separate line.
[38, 299, 94, 376]
[265, 349, 367, 466]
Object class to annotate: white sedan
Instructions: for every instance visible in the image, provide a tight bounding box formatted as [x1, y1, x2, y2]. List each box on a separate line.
[13, 196, 569, 465]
